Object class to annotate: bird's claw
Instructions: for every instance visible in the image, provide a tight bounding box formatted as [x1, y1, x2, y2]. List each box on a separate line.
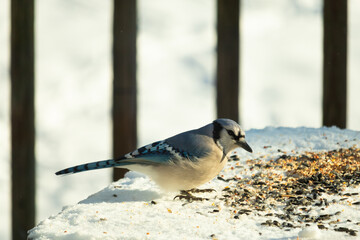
[188, 188, 216, 193]
[174, 194, 209, 202]
[173, 189, 212, 202]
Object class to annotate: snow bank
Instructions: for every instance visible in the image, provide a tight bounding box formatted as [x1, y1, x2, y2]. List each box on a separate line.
[28, 127, 360, 240]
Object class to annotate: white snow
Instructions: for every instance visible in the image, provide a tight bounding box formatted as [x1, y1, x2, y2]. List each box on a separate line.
[1, 0, 360, 239]
[28, 127, 360, 240]
[298, 226, 321, 239]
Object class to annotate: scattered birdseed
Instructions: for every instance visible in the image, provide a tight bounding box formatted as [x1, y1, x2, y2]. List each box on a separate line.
[334, 227, 358, 236]
[317, 224, 327, 230]
[224, 147, 360, 237]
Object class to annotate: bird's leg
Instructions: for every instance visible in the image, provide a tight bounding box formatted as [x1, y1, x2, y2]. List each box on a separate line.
[187, 188, 216, 193]
[174, 190, 209, 202]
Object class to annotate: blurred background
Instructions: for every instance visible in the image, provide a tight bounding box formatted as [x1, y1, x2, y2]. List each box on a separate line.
[1, 0, 359, 239]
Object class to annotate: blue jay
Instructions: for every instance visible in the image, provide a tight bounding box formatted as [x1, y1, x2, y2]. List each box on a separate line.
[56, 119, 252, 195]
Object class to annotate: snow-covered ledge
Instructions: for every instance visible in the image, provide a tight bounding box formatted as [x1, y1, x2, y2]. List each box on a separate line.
[28, 127, 360, 239]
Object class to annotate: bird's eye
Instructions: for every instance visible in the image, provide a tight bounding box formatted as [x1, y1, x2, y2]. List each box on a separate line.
[227, 129, 241, 141]
[226, 130, 236, 137]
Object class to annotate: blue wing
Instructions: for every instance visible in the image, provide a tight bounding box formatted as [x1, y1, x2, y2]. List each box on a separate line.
[118, 140, 197, 164]
[55, 140, 198, 176]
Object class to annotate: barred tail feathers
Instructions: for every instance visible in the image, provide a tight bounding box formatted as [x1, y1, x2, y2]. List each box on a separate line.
[55, 148, 166, 176]
[55, 158, 125, 175]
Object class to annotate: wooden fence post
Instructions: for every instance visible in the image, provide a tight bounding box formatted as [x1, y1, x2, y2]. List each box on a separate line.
[216, 0, 240, 123]
[112, 0, 137, 181]
[10, 0, 36, 239]
[323, 0, 347, 128]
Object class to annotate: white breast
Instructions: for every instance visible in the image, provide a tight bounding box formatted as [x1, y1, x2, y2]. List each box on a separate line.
[126, 149, 226, 192]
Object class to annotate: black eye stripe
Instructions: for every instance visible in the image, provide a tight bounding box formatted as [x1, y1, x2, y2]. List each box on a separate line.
[226, 130, 235, 136]
[227, 130, 241, 140]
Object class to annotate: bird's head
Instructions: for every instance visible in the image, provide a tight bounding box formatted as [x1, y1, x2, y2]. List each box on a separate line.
[212, 119, 253, 156]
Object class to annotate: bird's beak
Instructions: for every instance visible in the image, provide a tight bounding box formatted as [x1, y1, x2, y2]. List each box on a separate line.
[238, 139, 253, 153]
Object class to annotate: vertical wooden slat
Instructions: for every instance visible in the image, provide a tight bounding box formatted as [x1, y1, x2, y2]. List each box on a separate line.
[323, 0, 347, 128]
[112, 0, 137, 181]
[216, 0, 240, 123]
[10, 0, 36, 239]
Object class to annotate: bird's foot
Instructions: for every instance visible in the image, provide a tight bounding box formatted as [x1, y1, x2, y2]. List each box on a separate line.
[187, 188, 216, 193]
[174, 190, 209, 202]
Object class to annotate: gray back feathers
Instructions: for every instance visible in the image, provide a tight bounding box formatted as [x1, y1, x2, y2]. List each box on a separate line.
[165, 123, 215, 159]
